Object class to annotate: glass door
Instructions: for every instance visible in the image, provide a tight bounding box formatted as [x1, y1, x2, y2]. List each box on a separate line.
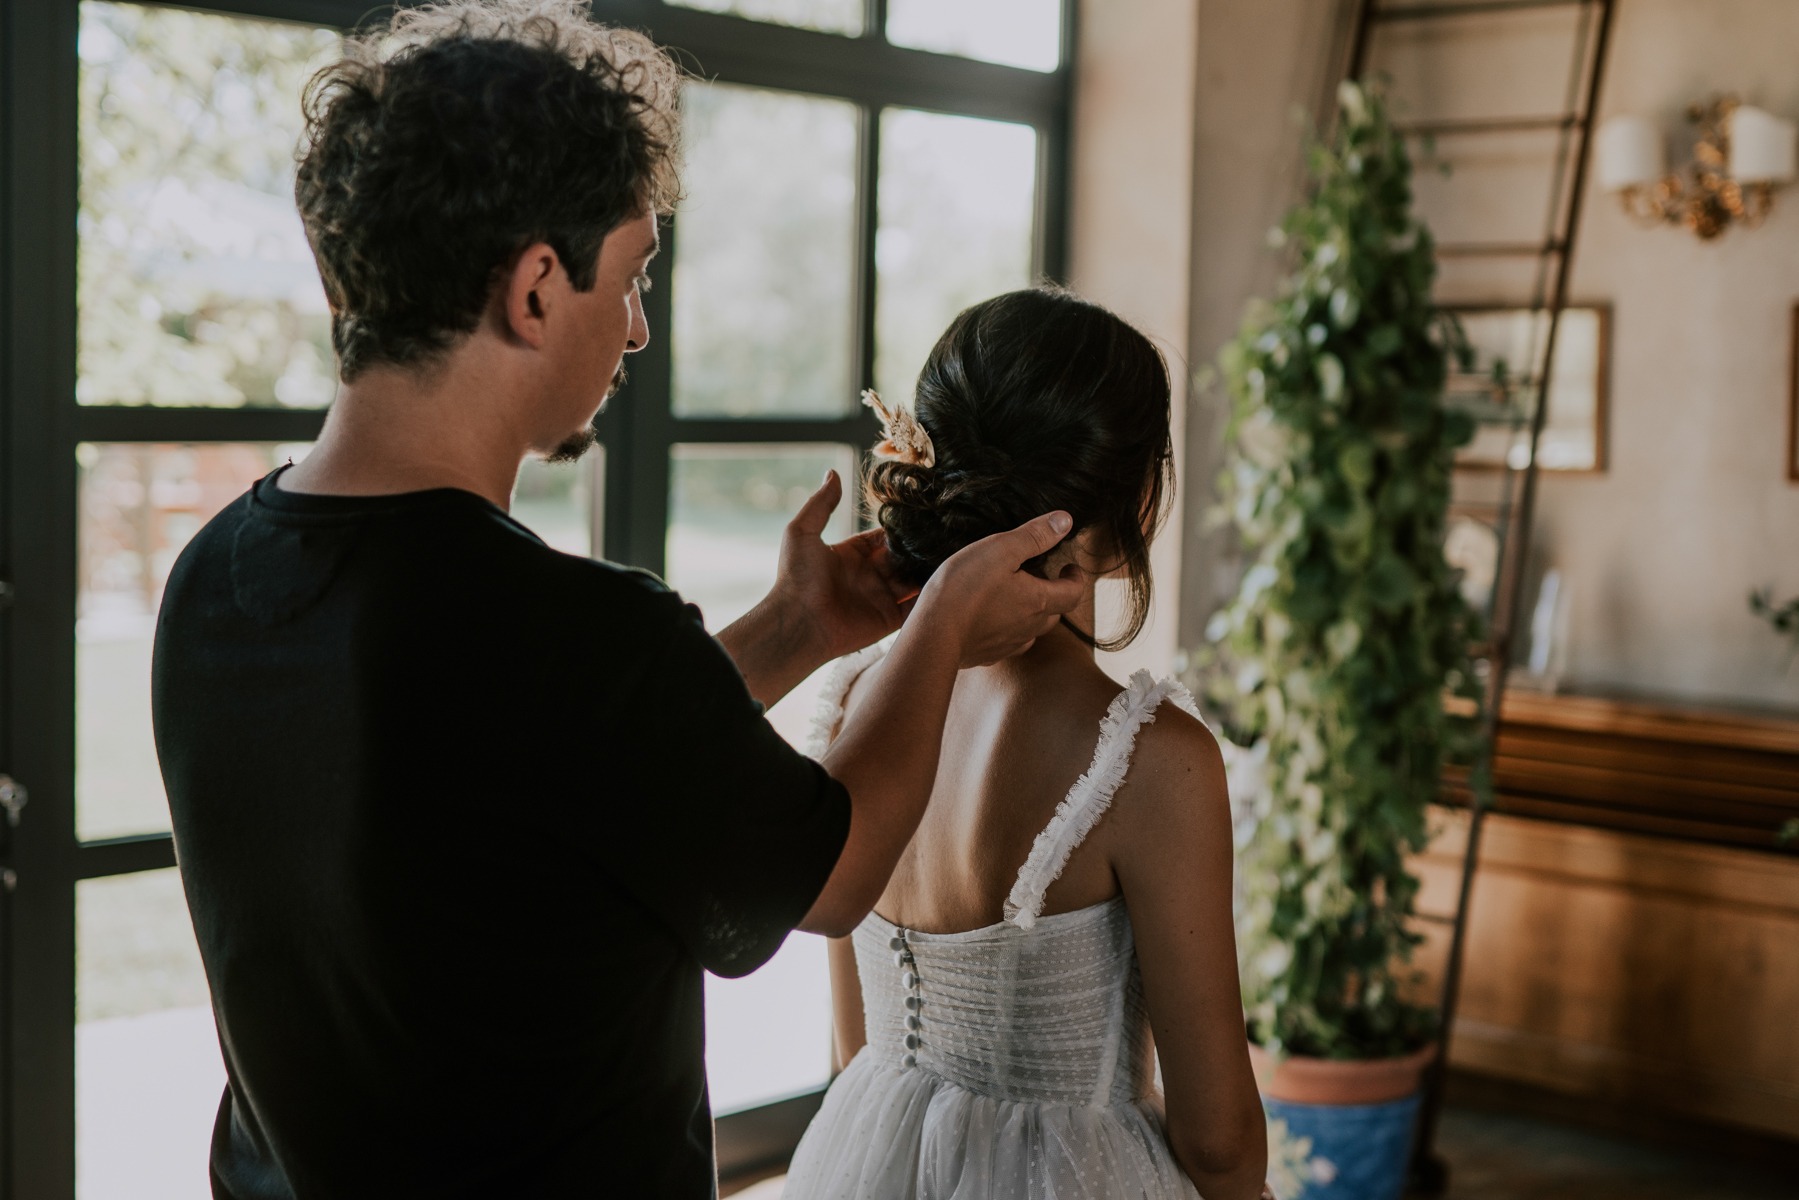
[1, 0, 1070, 1194]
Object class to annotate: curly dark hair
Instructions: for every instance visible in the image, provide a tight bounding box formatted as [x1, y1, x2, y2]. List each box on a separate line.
[865, 288, 1175, 652]
[295, 0, 683, 380]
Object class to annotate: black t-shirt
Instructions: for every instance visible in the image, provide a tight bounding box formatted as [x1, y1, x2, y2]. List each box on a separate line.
[152, 469, 850, 1199]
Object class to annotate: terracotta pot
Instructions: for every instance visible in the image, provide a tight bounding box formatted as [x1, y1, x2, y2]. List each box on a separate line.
[1246, 1041, 1437, 1106]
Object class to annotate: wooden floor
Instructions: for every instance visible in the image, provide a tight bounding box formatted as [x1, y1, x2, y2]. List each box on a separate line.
[1429, 1105, 1795, 1199]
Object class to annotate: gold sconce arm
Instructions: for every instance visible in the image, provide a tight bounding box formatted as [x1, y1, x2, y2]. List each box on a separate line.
[1611, 95, 1787, 240]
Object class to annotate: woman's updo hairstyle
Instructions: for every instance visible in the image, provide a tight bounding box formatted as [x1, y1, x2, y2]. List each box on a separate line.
[865, 286, 1174, 652]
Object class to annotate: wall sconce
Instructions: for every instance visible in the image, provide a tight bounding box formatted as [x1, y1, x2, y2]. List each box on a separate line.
[1597, 96, 1796, 239]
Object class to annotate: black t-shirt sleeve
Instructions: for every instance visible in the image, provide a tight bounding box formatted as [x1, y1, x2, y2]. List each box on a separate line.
[600, 590, 851, 978]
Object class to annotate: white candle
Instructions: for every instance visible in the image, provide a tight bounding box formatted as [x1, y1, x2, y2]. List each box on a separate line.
[1596, 115, 1664, 191]
[1729, 105, 1797, 184]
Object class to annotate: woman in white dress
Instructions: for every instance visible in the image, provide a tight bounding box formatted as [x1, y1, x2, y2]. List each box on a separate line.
[785, 288, 1270, 1200]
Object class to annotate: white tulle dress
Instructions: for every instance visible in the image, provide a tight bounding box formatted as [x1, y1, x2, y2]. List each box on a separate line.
[782, 648, 1205, 1200]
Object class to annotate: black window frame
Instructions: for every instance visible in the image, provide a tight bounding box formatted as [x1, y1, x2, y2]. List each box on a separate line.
[0, 0, 1073, 1194]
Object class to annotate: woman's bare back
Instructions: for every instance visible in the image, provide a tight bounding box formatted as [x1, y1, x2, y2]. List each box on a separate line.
[843, 639, 1148, 935]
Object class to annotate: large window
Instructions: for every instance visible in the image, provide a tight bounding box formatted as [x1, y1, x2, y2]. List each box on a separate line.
[0, 1, 1070, 1194]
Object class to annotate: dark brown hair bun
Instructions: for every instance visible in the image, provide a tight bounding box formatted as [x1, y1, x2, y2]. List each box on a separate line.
[865, 286, 1173, 651]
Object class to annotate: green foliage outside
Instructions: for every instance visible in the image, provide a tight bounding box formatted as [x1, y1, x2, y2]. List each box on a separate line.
[1201, 82, 1486, 1061]
[78, 1, 338, 407]
[672, 82, 860, 418]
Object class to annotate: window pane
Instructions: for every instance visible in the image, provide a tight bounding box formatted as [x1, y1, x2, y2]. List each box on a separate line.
[668, 445, 854, 1111]
[673, 84, 859, 418]
[78, 443, 307, 840]
[875, 110, 1037, 407]
[666, 0, 862, 37]
[887, 0, 1063, 72]
[512, 454, 597, 557]
[666, 443, 853, 633]
[78, 2, 338, 408]
[78, 868, 224, 1200]
[706, 933, 834, 1114]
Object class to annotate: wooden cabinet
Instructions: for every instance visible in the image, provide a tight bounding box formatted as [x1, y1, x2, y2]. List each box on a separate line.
[1412, 691, 1799, 1142]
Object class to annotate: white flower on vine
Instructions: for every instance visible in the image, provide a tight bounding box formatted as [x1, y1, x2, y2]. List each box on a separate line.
[1242, 563, 1279, 602]
[1316, 354, 1345, 404]
[1325, 617, 1362, 662]
[1240, 409, 1290, 469]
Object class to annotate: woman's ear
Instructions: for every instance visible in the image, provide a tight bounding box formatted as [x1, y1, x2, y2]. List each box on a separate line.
[1041, 526, 1104, 580]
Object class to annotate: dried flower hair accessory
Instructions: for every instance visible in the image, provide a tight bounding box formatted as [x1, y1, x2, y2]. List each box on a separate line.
[862, 389, 936, 469]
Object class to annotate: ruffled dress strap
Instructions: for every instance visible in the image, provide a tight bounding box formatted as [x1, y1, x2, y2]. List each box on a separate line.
[1003, 669, 1202, 930]
[804, 641, 892, 760]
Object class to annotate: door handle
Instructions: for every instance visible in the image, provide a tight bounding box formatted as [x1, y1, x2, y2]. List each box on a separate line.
[0, 776, 26, 828]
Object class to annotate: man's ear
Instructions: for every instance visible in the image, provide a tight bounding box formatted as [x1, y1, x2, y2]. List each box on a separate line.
[502, 242, 561, 349]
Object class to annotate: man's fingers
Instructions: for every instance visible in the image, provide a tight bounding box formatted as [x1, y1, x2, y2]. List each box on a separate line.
[835, 527, 886, 560]
[1032, 569, 1088, 616]
[789, 469, 843, 538]
[833, 528, 917, 606]
[994, 510, 1074, 565]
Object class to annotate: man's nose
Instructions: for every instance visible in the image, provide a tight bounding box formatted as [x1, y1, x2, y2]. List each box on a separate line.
[626, 289, 650, 353]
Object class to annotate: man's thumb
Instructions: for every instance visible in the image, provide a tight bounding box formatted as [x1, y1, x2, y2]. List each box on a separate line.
[1003, 510, 1074, 563]
[790, 469, 843, 537]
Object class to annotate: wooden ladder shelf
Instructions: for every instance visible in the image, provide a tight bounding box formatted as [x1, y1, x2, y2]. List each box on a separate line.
[1337, 0, 1621, 1191]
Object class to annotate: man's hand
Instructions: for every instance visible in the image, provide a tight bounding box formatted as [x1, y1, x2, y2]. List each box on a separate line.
[716, 471, 911, 709]
[769, 470, 914, 663]
[912, 510, 1086, 667]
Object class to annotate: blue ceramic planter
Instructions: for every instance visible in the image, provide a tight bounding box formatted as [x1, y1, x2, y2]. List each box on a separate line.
[1263, 1091, 1421, 1200]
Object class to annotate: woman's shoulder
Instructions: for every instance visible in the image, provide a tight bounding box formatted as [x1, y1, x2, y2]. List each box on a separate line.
[1110, 679, 1230, 843]
[808, 642, 894, 757]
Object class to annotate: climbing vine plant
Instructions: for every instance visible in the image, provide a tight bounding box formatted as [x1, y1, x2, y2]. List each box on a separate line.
[1201, 82, 1486, 1060]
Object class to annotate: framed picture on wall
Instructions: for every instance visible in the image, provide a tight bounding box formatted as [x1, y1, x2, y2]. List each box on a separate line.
[1447, 304, 1610, 474]
[1789, 303, 1799, 483]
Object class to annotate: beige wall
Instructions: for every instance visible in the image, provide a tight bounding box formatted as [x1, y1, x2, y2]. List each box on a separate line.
[1071, 0, 1354, 662]
[1070, 0, 1202, 684]
[1180, 1, 1354, 646]
[1544, 0, 1799, 709]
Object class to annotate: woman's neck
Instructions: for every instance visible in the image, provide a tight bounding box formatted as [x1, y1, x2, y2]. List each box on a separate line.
[971, 607, 1101, 689]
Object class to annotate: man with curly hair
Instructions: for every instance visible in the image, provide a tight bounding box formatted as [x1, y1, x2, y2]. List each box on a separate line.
[150, 2, 1082, 1196]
